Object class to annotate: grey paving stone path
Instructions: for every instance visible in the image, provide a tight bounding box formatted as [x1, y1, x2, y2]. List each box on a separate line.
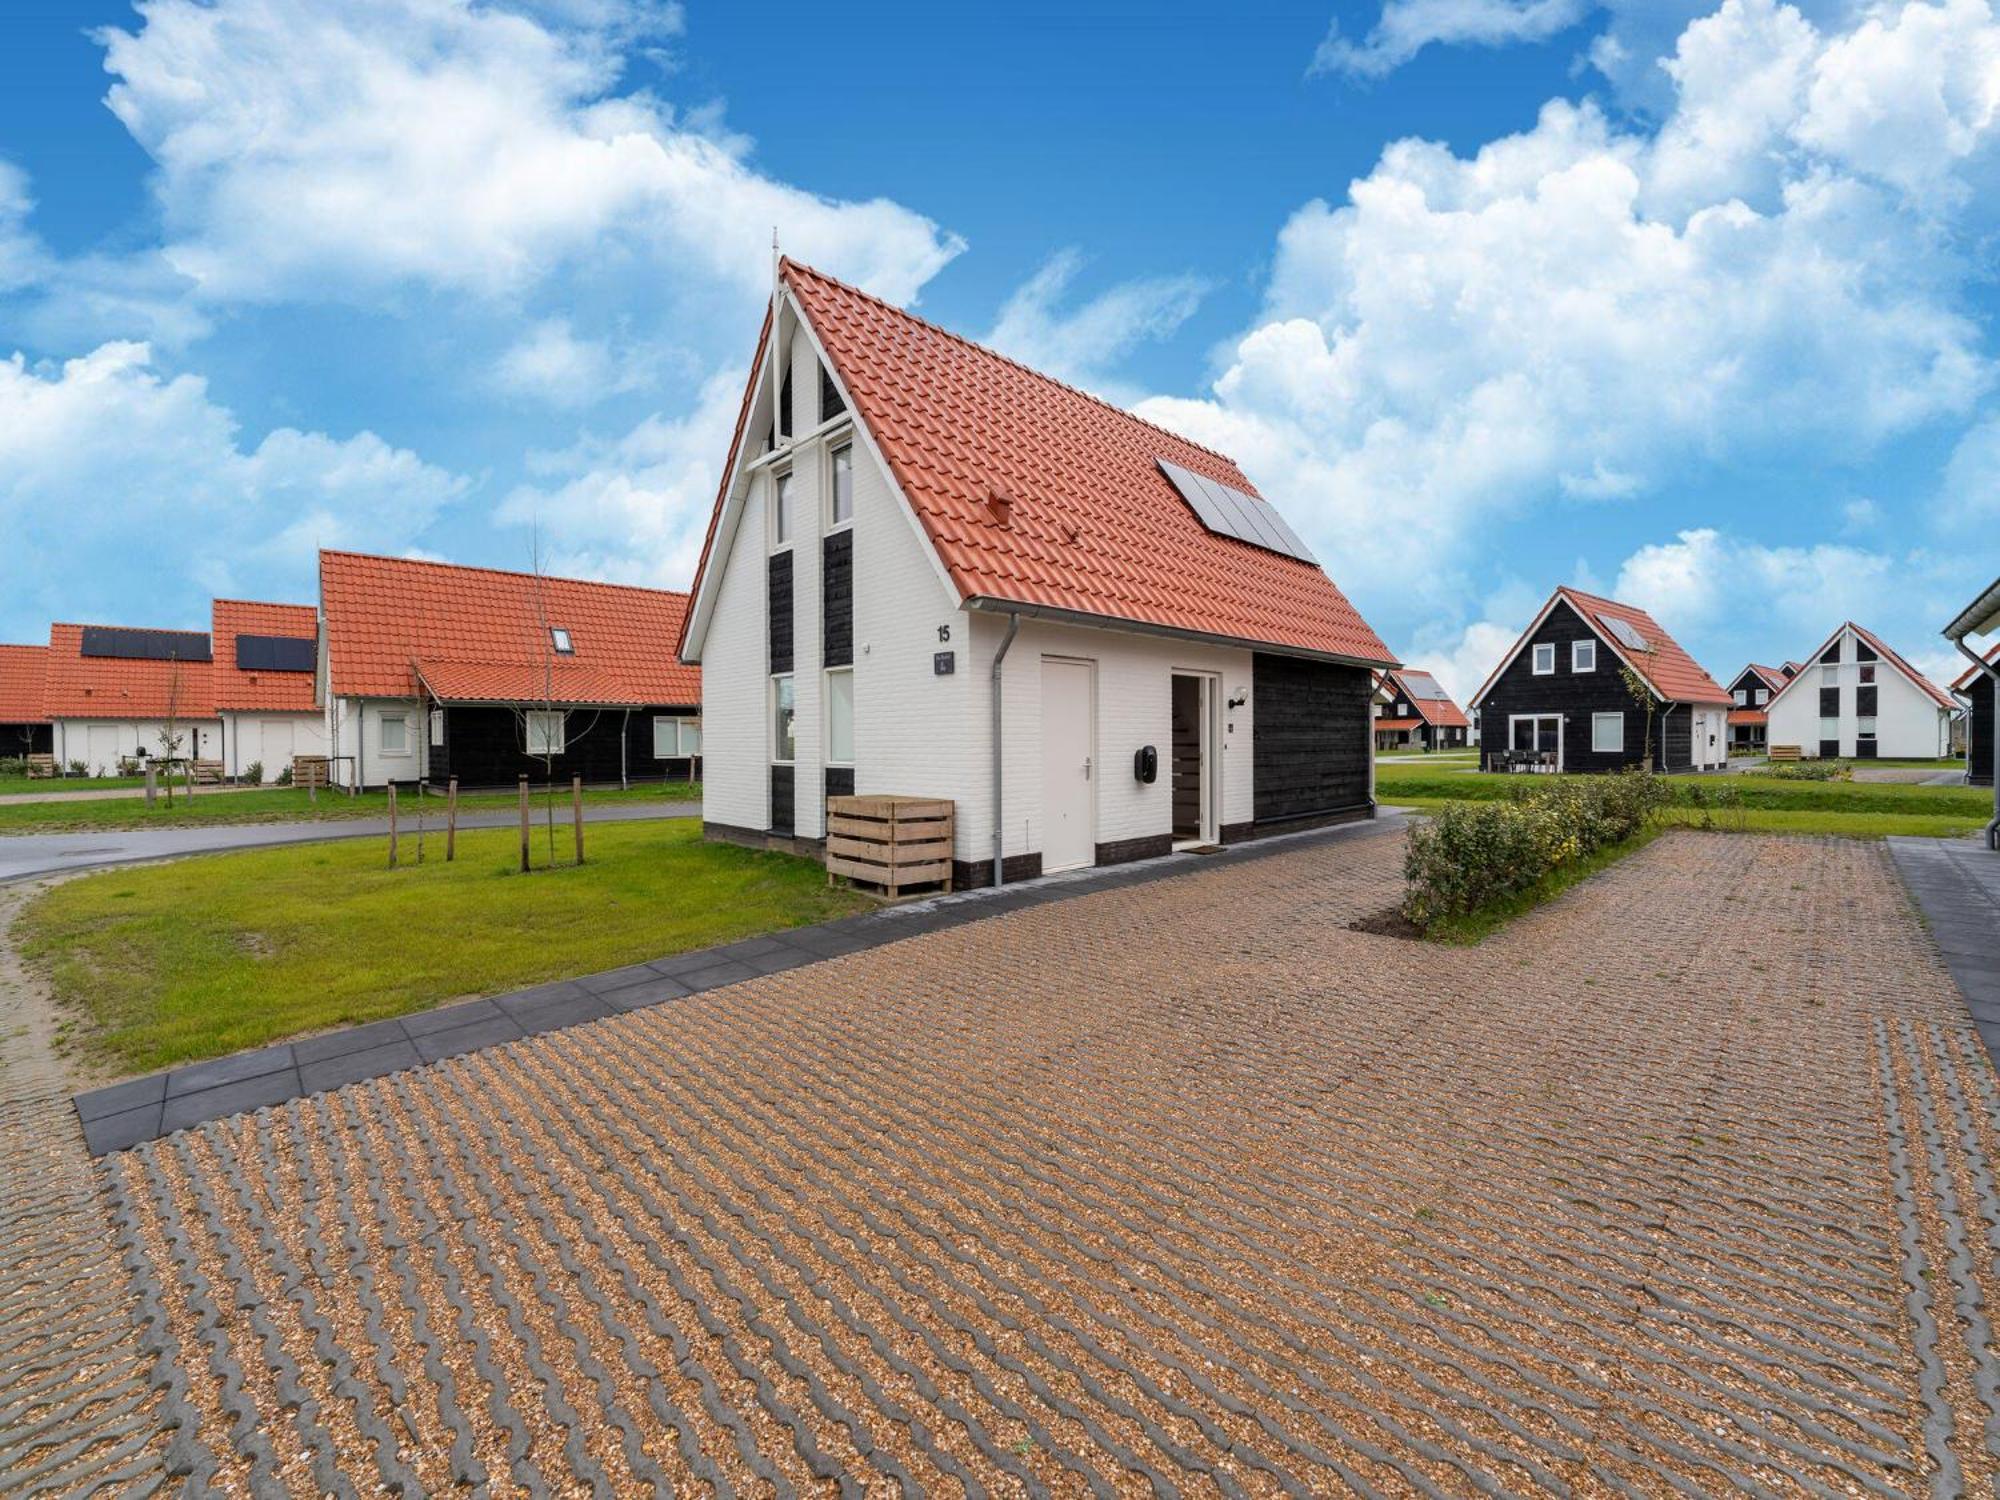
[74, 812, 1408, 1154]
[1890, 835, 2000, 1058]
[0, 799, 699, 884]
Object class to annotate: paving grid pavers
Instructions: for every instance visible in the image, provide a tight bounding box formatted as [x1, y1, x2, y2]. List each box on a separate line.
[63, 827, 2000, 1492]
[1890, 837, 2000, 1064]
[74, 812, 1413, 1149]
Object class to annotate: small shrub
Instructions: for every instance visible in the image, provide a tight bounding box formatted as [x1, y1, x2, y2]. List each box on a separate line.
[275, 765, 294, 786]
[0, 756, 25, 777]
[1402, 769, 1667, 931]
[241, 760, 264, 785]
[65, 759, 88, 777]
[1760, 760, 1851, 782]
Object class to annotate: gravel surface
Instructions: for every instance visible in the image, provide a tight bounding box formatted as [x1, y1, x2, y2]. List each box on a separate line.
[76, 828, 2000, 1492]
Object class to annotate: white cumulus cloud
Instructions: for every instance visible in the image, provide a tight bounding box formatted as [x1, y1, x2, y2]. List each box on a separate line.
[987, 250, 1207, 396]
[1312, 0, 1593, 78]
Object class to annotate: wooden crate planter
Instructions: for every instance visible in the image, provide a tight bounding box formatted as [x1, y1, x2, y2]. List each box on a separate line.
[1768, 744, 1802, 762]
[826, 795, 953, 897]
[292, 755, 330, 789]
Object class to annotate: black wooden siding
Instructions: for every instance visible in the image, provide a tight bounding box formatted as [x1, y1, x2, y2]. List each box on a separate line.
[770, 765, 795, 835]
[822, 530, 853, 668]
[2, 723, 52, 757]
[768, 551, 794, 675]
[1251, 654, 1372, 826]
[1969, 674, 1995, 787]
[1476, 599, 1692, 773]
[429, 704, 698, 789]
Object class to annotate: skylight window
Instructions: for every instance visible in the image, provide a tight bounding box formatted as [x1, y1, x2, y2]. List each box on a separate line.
[1156, 458, 1317, 564]
[550, 627, 573, 655]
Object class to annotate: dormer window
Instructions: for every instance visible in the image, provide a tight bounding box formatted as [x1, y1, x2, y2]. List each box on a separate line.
[550, 627, 573, 655]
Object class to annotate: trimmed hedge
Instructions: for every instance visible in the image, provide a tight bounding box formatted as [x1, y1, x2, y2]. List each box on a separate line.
[1402, 770, 1669, 930]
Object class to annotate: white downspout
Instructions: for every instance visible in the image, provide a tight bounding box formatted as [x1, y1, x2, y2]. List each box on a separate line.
[991, 612, 1020, 889]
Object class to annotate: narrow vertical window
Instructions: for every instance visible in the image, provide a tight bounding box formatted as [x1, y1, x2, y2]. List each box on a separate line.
[774, 471, 794, 547]
[771, 676, 796, 763]
[826, 668, 854, 765]
[830, 444, 854, 527]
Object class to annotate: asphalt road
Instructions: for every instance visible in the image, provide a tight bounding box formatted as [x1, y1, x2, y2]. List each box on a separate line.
[0, 801, 702, 884]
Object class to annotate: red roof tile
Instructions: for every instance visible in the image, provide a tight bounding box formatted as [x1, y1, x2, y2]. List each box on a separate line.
[1373, 717, 1423, 731]
[1727, 708, 1767, 726]
[0, 644, 48, 725]
[1741, 664, 1789, 694]
[1768, 623, 1956, 711]
[1555, 588, 1732, 705]
[1952, 643, 1999, 692]
[688, 260, 1394, 665]
[322, 551, 698, 707]
[43, 623, 217, 720]
[1383, 668, 1469, 729]
[211, 599, 318, 712]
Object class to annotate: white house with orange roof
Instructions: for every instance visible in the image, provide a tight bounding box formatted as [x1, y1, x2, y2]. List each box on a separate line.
[1763, 622, 1956, 760]
[318, 550, 700, 791]
[211, 599, 328, 782]
[43, 622, 221, 775]
[677, 259, 1398, 887]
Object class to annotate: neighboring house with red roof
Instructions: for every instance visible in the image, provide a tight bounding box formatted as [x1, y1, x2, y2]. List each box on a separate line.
[1468, 587, 1732, 774]
[1373, 668, 1469, 752]
[1951, 644, 1996, 789]
[211, 599, 328, 782]
[319, 550, 700, 790]
[1722, 663, 1791, 752]
[0, 643, 52, 759]
[43, 622, 220, 775]
[678, 259, 1397, 886]
[1765, 623, 1956, 761]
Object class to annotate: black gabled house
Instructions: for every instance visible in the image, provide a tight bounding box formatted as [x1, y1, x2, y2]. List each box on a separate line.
[1958, 647, 1997, 789]
[1372, 668, 1469, 751]
[1723, 663, 1788, 752]
[1470, 586, 1733, 774]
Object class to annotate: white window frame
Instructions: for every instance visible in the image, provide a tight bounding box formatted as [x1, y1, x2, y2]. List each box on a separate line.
[1572, 639, 1596, 673]
[428, 708, 444, 747]
[827, 442, 854, 531]
[771, 674, 796, 764]
[549, 627, 573, 655]
[378, 712, 409, 756]
[1591, 712, 1624, 754]
[525, 709, 566, 757]
[824, 667, 855, 767]
[1858, 663, 1876, 685]
[1532, 643, 1556, 676]
[1733, 688, 1747, 706]
[1506, 712, 1564, 767]
[1857, 717, 1878, 740]
[1396, 701, 1408, 716]
[1822, 663, 1839, 685]
[1754, 688, 1768, 706]
[772, 469, 795, 550]
[652, 716, 700, 758]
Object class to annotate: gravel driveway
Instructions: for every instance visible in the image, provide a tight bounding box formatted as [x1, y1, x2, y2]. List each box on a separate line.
[19, 826, 2000, 1493]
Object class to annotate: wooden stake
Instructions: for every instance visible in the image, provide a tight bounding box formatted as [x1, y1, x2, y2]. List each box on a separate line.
[572, 775, 584, 866]
[519, 776, 531, 873]
[144, 764, 156, 808]
[387, 782, 399, 868]
[446, 777, 458, 861]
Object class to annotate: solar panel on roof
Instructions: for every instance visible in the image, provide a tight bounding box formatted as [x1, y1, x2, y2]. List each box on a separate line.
[1156, 459, 1318, 565]
[1597, 614, 1650, 653]
[1400, 671, 1447, 699]
[234, 634, 316, 672]
[79, 626, 211, 662]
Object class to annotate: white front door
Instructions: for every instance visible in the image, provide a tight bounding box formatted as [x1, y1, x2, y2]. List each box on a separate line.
[259, 720, 295, 781]
[85, 725, 121, 776]
[1041, 657, 1096, 873]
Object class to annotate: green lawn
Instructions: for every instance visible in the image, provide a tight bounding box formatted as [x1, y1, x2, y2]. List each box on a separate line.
[0, 779, 698, 834]
[0, 774, 147, 795]
[21, 818, 864, 1075]
[1376, 760, 1988, 823]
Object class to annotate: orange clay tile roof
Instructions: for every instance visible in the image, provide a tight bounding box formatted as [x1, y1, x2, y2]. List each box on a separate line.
[698, 259, 1394, 665]
[211, 599, 318, 713]
[1727, 708, 1767, 726]
[1372, 718, 1423, 731]
[1953, 644, 1999, 692]
[1385, 668, 1470, 729]
[0, 644, 49, 724]
[1851, 622, 1954, 709]
[1555, 588, 1732, 705]
[42, 623, 217, 721]
[1746, 663, 1790, 694]
[321, 550, 699, 707]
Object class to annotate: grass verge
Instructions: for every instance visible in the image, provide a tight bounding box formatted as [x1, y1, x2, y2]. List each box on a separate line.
[1390, 796, 1984, 841]
[0, 775, 147, 795]
[1377, 762, 1988, 818]
[0, 779, 698, 834]
[21, 817, 865, 1075]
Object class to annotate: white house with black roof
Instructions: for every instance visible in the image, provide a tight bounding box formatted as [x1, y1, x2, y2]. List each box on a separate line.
[1469, 586, 1731, 774]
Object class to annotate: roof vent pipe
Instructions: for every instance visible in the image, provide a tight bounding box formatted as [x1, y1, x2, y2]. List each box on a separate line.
[991, 611, 1020, 888]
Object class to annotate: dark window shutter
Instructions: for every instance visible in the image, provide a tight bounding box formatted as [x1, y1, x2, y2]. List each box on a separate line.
[1819, 739, 1841, 758]
[822, 530, 853, 667]
[768, 552, 794, 674]
[1819, 686, 1840, 716]
[1857, 685, 1878, 716]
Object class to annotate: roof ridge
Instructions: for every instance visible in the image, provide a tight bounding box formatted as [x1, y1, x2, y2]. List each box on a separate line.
[51, 621, 208, 635]
[781, 257, 1251, 480]
[212, 597, 315, 610]
[320, 548, 689, 600]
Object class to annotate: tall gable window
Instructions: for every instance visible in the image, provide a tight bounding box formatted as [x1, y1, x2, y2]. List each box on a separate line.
[779, 365, 794, 440]
[774, 471, 794, 547]
[829, 444, 853, 527]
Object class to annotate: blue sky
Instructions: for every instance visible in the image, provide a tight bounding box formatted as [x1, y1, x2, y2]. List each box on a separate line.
[1, 0, 1996, 703]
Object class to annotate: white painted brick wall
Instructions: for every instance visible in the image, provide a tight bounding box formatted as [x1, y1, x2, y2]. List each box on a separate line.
[1765, 627, 1949, 758]
[700, 479, 770, 831]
